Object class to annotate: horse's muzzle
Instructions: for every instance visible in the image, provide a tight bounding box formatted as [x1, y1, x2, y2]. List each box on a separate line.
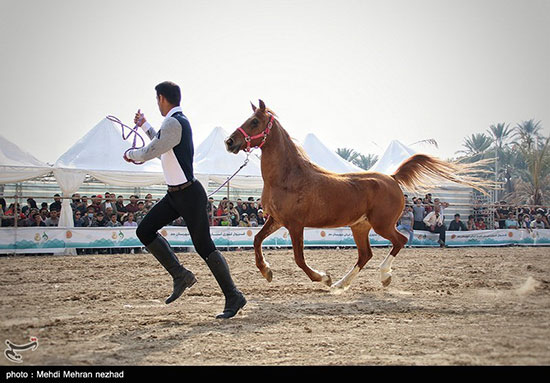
[225, 137, 241, 154]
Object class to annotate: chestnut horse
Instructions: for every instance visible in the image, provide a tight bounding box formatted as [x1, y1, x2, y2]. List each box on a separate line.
[225, 100, 488, 292]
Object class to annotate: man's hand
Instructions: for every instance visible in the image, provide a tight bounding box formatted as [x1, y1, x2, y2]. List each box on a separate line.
[134, 109, 146, 127]
[123, 151, 133, 163]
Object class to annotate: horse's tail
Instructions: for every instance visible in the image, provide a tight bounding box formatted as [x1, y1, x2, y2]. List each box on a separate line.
[391, 154, 493, 195]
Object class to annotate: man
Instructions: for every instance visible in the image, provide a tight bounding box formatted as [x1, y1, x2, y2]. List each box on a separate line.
[531, 214, 547, 229]
[448, 213, 467, 231]
[45, 209, 59, 227]
[125, 81, 246, 319]
[423, 204, 446, 247]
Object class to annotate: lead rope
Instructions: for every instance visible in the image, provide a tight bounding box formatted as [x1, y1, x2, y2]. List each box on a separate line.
[106, 115, 146, 165]
[207, 152, 251, 197]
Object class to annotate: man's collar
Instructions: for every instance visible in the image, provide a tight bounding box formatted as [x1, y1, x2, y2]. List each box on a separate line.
[164, 106, 183, 119]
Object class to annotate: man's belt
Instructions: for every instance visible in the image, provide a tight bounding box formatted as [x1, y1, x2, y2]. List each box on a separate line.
[167, 179, 195, 193]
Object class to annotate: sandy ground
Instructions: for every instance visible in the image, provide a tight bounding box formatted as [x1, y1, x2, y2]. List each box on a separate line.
[1, 246, 549, 366]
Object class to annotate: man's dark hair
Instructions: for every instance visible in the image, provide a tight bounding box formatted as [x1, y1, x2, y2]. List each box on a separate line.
[155, 81, 181, 106]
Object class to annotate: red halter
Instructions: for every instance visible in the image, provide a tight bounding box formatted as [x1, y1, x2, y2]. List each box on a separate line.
[237, 114, 274, 152]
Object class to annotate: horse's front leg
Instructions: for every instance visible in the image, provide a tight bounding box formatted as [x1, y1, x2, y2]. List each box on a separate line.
[253, 216, 282, 282]
[289, 227, 332, 287]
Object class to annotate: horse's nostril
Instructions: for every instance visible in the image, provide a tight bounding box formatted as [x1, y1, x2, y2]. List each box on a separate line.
[226, 138, 234, 147]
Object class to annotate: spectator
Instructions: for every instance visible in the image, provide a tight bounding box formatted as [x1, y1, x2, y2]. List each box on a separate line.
[30, 212, 46, 227]
[92, 211, 107, 227]
[257, 209, 266, 226]
[423, 193, 434, 214]
[123, 212, 138, 227]
[238, 213, 250, 227]
[227, 202, 240, 226]
[77, 196, 89, 215]
[125, 195, 139, 213]
[247, 197, 258, 217]
[397, 205, 414, 245]
[236, 198, 244, 215]
[100, 193, 118, 218]
[495, 200, 509, 229]
[144, 193, 155, 210]
[134, 201, 147, 224]
[531, 214, 547, 229]
[466, 215, 476, 231]
[22, 198, 38, 216]
[73, 211, 85, 227]
[106, 213, 121, 227]
[448, 213, 467, 231]
[423, 204, 446, 247]
[39, 208, 49, 222]
[45, 209, 59, 226]
[49, 194, 62, 212]
[412, 198, 426, 230]
[88, 195, 102, 214]
[82, 206, 96, 227]
[115, 195, 127, 222]
[207, 197, 216, 225]
[475, 217, 487, 230]
[249, 213, 259, 227]
[505, 212, 518, 229]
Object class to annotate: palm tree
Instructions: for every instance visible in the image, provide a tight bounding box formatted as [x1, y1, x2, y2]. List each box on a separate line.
[456, 133, 493, 161]
[336, 148, 359, 163]
[487, 123, 513, 200]
[513, 119, 543, 150]
[353, 154, 379, 170]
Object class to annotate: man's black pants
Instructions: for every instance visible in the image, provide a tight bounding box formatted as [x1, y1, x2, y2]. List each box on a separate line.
[136, 180, 215, 259]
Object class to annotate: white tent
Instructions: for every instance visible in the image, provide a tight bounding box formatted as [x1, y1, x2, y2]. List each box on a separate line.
[301, 133, 364, 173]
[194, 126, 264, 189]
[368, 139, 417, 175]
[53, 117, 167, 229]
[0, 134, 51, 184]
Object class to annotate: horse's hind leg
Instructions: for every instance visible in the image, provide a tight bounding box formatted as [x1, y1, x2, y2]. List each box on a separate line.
[331, 221, 373, 293]
[289, 227, 332, 287]
[373, 226, 408, 287]
[253, 216, 282, 282]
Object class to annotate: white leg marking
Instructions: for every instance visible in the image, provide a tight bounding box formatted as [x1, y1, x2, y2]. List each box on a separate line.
[330, 265, 361, 294]
[379, 254, 395, 286]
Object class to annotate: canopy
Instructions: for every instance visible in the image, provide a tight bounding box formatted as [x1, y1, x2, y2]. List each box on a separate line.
[0, 134, 51, 184]
[301, 133, 364, 173]
[194, 126, 264, 189]
[368, 139, 417, 175]
[53, 117, 167, 232]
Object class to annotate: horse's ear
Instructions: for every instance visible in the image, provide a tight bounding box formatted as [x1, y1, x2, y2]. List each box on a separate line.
[259, 99, 266, 110]
[250, 101, 257, 112]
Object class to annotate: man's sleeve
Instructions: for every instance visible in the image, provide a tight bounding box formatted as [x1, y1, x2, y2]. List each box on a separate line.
[126, 118, 182, 162]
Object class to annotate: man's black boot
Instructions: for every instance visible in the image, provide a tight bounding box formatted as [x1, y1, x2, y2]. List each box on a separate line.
[205, 250, 246, 319]
[146, 235, 197, 304]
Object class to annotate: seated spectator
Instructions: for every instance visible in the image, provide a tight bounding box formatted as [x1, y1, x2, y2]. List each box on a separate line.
[106, 213, 121, 227]
[92, 211, 107, 227]
[423, 205, 446, 247]
[73, 211, 85, 227]
[397, 205, 414, 245]
[22, 198, 38, 216]
[448, 213, 467, 231]
[101, 193, 118, 218]
[257, 209, 266, 226]
[45, 209, 59, 226]
[50, 194, 62, 212]
[30, 212, 46, 227]
[238, 213, 250, 227]
[82, 206, 95, 227]
[505, 212, 518, 229]
[249, 213, 259, 227]
[531, 214, 548, 229]
[123, 212, 138, 227]
[144, 193, 155, 210]
[88, 195, 102, 214]
[134, 201, 147, 224]
[77, 196, 89, 215]
[115, 195, 127, 221]
[495, 200, 509, 229]
[23, 208, 39, 227]
[125, 195, 139, 214]
[474, 217, 486, 230]
[466, 215, 476, 231]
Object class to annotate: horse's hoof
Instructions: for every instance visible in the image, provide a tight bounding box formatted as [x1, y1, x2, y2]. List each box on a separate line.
[320, 273, 332, 287]
[381, 275, 392, 287]
[261, 268, 273, 282]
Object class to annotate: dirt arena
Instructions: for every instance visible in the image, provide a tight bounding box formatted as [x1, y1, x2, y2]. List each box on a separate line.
[1, 246, 549, 366]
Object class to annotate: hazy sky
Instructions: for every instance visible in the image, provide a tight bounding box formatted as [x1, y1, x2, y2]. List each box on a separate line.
[1, 0, 548, 164]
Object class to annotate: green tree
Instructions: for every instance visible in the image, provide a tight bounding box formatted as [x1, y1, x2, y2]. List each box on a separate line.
[353, 154, 379, 170]
[336, 148, 359, 163]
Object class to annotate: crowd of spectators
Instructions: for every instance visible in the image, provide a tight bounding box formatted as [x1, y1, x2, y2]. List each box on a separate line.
[396, 194, 550, 248]
[207, 197, 265, 227]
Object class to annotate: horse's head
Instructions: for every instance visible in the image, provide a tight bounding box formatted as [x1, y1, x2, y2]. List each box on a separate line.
[225, 99, 275, 154]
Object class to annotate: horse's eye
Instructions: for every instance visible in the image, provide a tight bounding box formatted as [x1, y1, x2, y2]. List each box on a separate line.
[252, 118, 259, 126]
